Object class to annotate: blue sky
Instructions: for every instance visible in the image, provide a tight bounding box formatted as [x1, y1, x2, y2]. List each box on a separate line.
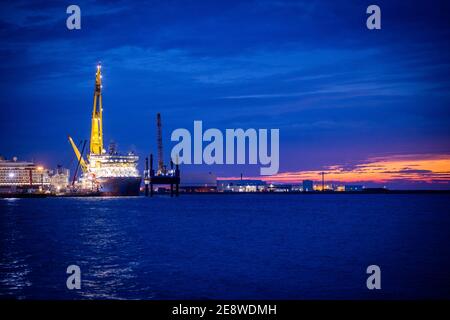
[0, 0, 449, 188]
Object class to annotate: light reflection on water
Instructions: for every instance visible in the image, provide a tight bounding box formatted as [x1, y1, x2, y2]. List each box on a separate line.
[1, 194, 450, 299]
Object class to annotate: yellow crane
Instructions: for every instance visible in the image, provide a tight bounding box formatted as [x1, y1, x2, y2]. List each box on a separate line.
[68, 63, 104, 174]
[90, 64, 104, 155]
[68, 136, 87, 173]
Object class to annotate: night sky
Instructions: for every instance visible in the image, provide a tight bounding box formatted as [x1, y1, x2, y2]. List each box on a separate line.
[0, 0, 449, 189]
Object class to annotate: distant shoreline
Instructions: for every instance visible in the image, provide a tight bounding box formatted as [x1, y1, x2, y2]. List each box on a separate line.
[1, 189, 450, 199]
[159, 190, 450, 195]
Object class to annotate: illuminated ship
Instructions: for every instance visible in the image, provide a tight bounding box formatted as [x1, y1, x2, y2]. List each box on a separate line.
[68, 64, 141, 196]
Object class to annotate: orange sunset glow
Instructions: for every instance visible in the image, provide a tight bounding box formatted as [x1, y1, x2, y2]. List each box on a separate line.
[222, 154, 450, 187]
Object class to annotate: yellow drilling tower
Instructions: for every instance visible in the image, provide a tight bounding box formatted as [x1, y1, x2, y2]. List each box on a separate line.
[68, 63, 104, 172]
[90, 64, 104, 155]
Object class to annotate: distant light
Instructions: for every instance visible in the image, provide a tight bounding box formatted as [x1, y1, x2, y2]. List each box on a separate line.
[37, 166, 44, 171]
[8, 172, 15, 178]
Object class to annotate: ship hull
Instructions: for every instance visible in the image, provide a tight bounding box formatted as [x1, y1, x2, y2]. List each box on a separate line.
[96, 176, 141, 196]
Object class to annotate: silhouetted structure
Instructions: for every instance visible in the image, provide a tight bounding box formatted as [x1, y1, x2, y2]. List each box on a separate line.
[144, 113, 180, 197]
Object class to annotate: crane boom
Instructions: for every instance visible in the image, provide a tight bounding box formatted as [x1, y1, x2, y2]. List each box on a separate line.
[90, 63, 104, 155]
[68, 135, 88, 173]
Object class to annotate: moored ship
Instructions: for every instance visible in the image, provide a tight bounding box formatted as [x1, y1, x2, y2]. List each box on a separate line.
[68, 64, 141, 196]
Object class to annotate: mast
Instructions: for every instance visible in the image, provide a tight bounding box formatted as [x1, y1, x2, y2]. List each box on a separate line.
[90, 63, 103, 155]
[157, 113, 163, 173]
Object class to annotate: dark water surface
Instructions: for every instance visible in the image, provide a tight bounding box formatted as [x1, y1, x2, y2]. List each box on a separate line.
[1, 194, 450, 299]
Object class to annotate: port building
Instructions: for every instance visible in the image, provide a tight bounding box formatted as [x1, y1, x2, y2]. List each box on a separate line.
[0, 157, 50, 193]
[0, 157, 71, 194]
[217, 179, 266, 192]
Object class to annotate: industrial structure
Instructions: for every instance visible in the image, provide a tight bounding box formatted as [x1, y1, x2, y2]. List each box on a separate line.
[68, 64, 141, 196]
[49, 165, 70, 193]
[218, 179, 266, 192]
[144, 113, 180, 196]
[0, 156, 70, 195]
[0, 157, 50, 193]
